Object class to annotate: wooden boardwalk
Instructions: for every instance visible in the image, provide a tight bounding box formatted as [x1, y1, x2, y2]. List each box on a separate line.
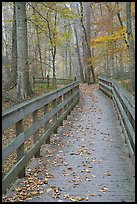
[3, 84, 135, 202]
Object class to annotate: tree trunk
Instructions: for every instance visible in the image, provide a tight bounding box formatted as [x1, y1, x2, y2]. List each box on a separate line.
[52, 46, 56, 87]
[33, 4, 44, 78]
[15, 2, 32, 99]
[64, 45, 68, 79]
[80, 2, 96, 84]
[73, 22, 84, 82]
[11, 2, 17, 85]
[126, 2, 135, 91]
[68, 47, 72, 79]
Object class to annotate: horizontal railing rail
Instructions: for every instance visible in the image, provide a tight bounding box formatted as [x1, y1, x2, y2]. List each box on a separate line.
[33, 76, 76, 87]
[98, 76, 135, 166]
[2, 80, 80, 194]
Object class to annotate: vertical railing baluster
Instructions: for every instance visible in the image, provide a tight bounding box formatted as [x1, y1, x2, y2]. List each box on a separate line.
[44, 104, 50, 144]
[64, 92, 68, 120]
[58, 95, 63, 126]
[52, 99, 58, 134]
[16, 119, 25, 178]
[32, 110, 40, 157]
[68, 89, 72, 115]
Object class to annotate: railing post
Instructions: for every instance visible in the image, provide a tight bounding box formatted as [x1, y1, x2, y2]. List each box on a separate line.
[58, 95, 63, 126]
[52, 99, 58, 134]
[44, 104, 50, 144]
[32, 110, 40, 157]
[47, 75, 49, 88]
[64, 92, 68, 120]
[33, 76, 35, 88]
[74, 76, 77, 81]
[16, 119, 25, 178]
[68, 89, 72, 115]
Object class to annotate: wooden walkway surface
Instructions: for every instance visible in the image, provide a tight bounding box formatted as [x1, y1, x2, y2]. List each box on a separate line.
[3, 84, 135, 202]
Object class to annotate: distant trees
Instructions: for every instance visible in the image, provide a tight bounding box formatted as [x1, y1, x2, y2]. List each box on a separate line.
[2, 2, 135, 101]
[87, 2, 135, 84]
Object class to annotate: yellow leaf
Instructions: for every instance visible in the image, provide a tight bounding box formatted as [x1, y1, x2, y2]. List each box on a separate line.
[31, 191, 38, 196]
[3, 19, 13, 23]
[15, 187, 22, 192]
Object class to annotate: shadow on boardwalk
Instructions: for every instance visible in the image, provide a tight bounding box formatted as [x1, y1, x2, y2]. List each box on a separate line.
[3, 84, 135, 202]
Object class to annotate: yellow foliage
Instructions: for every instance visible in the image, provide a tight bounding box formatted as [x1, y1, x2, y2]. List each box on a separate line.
[91, 27, 126, 45]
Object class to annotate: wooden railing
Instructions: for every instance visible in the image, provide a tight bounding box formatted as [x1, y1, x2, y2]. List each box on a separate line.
[98, 76, 135, 166]
[2, 80, 80, 194]
[33, 76, 77, 87]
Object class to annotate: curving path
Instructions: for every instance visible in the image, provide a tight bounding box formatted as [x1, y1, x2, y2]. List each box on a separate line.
[3, 84, 135, 202]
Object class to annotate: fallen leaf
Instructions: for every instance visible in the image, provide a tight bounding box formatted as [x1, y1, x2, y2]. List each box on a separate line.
[120, 156, 126, 159]
[103, 172, 110, 176]
[37, 180, 44, 185]
[63, 194, 69, 198]
[25, 198, 32, 200]
[81, 169, 91, 173]
[31, 191, 39, 196]
[92, 159, 97, 162]
[90, 194, 97, 197]
[15, 187, 22, 192]
[67, 166, 72, 170]
[44, 178, 49, 183]
[99, 187, 108, 192]
[50, 185, 57, 189]
[69, 198, 77, 202]
[85, 177, 91, 181]
[46, 188, 53, 193]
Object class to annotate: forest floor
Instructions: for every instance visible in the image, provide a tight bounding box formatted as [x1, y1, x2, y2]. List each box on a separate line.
[3, 84, 135, 202]
[2, 83, 63, 111]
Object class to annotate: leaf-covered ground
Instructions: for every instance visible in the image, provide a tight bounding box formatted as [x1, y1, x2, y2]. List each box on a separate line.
[3, 84, 135, 202]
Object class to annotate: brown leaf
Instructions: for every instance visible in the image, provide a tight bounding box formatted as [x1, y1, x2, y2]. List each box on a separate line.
[103, 172, 110, 176]
[44, 178, 49, 183]
[37, 180, 44, 185]
[85, 177, 91, 181]
[67, 166, 72, 170]
[90, 194, 97, 197]
[99, 187, 108, 192]
[81, 169, 91, 173]
[63, 194, 69, 198]
[15, 187, 22, 192]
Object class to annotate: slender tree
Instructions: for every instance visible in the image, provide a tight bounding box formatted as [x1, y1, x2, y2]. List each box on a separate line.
[11, 2, 17, 86]
[15, 2, 32, 99]
[126, 2, 135, 91]
[80, 2, 96, 83]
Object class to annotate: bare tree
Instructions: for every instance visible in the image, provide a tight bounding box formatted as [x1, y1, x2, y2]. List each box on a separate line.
[126, 2, 135, 91]
[79, 2, 96, 83]
[11, 2, 17, 86]
[15, 2, 32, 99]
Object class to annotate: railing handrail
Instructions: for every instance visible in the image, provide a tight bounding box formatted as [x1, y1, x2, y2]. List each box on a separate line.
[2, 80, 79, 132]
[98, 76, 135, 166]
[99, 76, 135, 102]
[2, 80, 80, 194]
